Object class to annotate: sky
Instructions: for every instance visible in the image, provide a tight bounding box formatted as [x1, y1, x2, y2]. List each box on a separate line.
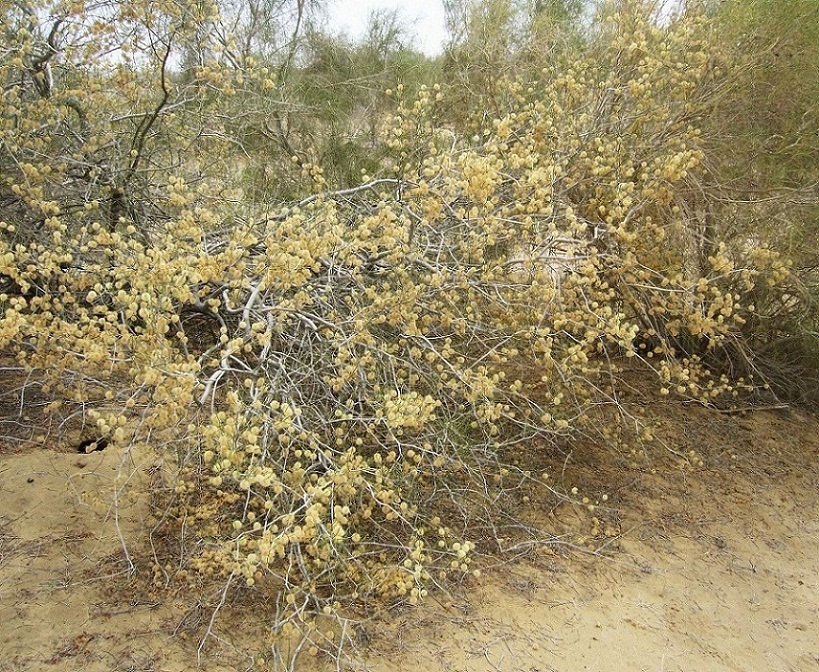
[325, 0, 449, 56]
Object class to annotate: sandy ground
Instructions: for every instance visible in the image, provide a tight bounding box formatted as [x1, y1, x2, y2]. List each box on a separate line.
[1, 400, 817, 671]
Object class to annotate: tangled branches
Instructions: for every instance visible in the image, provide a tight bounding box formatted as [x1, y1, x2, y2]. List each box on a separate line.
[0, 2, 797, 665]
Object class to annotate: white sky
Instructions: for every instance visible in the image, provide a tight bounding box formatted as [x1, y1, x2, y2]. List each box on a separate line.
[325, 0, 448, 56]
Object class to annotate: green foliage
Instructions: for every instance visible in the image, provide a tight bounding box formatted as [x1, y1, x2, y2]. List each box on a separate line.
[287, 23, 438, 188]
[693, 0, 819, 399]
[709, 0, 819, 185]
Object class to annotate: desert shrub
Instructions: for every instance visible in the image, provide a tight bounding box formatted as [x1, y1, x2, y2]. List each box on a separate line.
[0, 0, 803, 666]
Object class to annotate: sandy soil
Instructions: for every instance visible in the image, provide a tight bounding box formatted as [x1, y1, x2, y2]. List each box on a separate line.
[1, 398, 817, 671]
[359, 406, 819, 672]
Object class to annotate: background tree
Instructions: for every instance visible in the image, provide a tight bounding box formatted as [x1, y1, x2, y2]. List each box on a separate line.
[691, 0, 819, 398]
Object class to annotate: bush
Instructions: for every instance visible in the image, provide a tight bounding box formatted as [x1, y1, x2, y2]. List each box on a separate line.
[0, 0, 803, 665]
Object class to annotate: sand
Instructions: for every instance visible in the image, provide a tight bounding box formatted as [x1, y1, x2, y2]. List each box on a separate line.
[1, 400, 817, 671]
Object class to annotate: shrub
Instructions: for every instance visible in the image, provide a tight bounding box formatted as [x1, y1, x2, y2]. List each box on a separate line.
[0, 0, 799, 665]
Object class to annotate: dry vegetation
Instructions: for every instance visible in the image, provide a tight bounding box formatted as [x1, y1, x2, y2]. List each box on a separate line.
[1, 0, 817, 669]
